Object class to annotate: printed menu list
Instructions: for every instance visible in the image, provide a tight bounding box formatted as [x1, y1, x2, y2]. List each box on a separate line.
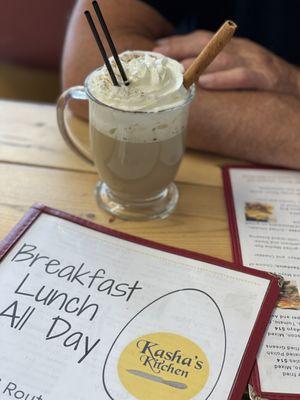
[228, 167, 300, 396]
[0, 210, 274, 400]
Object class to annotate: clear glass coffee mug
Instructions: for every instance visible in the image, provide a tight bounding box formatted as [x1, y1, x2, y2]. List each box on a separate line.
[57, 68, 195, 221]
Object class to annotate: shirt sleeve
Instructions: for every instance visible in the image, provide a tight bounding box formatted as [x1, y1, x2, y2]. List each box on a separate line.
[140, 0, 186, 26]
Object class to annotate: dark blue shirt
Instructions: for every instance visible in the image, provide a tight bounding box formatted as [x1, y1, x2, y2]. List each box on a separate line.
[142, 0, 300, 65]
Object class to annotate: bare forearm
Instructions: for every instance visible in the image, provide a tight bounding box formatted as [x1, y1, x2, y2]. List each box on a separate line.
[187, 89, 300, 169]
[62, 1, 300, 169]
[286, 63, 300, 100]
[62, 0, 171, 89]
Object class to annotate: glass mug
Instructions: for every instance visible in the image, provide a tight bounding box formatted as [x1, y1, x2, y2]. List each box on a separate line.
[57, 68, 195, 221]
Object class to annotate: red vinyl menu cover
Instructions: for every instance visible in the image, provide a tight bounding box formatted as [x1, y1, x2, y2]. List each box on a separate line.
[0, 204, 280, 400]
[223, 165, 300, 400]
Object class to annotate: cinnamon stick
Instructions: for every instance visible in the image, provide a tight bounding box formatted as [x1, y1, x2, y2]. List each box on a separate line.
[183, 20, 237, 89]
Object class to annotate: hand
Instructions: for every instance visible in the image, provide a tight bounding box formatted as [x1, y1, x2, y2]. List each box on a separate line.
[153, 31, 300, 98]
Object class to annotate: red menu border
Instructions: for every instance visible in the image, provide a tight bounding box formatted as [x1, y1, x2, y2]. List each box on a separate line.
[0, 203, 280, 400]
[223, 165, 299, 400]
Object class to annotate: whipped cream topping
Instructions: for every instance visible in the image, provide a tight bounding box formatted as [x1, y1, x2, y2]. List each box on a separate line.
[88, 51, 188, 112]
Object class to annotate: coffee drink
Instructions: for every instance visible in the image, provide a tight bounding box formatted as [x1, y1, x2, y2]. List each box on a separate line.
[87, 51, 192, 202]
[90, 118, 186, 201]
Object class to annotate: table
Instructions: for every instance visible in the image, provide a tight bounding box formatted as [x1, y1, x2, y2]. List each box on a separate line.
[0, 99, 244, 259]
[0, 99, 250, 399]
[0, 99, 242, 260]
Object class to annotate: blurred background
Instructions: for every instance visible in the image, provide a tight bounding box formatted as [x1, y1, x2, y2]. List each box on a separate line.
[0, 0, 75, 103]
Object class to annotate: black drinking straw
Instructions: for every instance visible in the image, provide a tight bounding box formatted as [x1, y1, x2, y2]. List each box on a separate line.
[92, 0, 129, 86]
[84, 10, 119, 86]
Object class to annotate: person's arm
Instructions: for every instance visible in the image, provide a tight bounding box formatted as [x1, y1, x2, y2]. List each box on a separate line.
[62, 0, 172, 90]
[187, 89, 300, 169]
[154, 31, 300, 99]
[62, 0, 300, 169]
[153, 31, 300, 168]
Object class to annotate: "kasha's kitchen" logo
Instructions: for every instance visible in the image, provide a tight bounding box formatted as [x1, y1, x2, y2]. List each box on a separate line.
[118, 332, 209, 400]
[136, 337, 205, 377]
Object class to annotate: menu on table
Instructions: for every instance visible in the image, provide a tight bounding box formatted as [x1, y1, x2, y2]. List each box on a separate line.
[223, 166, 300, 400]
[0, 204, 279, 400]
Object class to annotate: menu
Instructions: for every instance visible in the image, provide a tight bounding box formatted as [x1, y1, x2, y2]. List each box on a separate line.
[223, 166, 300, 399]
[0, 204, 279, 400]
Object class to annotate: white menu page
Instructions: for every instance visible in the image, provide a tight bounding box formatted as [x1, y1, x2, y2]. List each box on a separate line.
[0, 213, 271, 400]
[229, 168, 300, 395]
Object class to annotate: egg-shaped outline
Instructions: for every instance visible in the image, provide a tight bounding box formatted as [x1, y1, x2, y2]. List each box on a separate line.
[102, 288, 226, 400]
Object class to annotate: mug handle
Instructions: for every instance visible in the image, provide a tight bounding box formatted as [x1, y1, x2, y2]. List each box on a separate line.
[57, 86, 94, 165]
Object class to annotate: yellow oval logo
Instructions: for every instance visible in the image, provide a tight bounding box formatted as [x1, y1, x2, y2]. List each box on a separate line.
[118, 332, 209, 400]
